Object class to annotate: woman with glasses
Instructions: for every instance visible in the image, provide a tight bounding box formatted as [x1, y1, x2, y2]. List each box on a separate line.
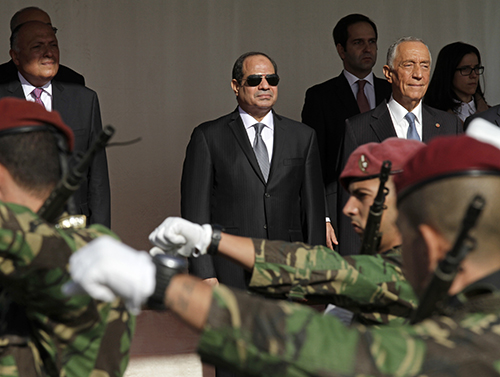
[424, 42, 489, 124]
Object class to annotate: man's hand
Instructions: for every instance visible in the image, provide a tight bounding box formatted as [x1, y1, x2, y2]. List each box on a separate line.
[63, 236, 156, 315]
[149, 217, 212, 257]
[326, 222, 338, 250]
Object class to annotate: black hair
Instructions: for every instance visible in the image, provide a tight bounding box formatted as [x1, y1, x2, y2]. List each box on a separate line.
[333, 14, 377, 50]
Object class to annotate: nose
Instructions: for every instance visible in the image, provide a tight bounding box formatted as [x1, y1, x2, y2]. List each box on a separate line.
[343, 196, 358, 218]
[412, 65, 423, 79]
[258, 76, 270, 89]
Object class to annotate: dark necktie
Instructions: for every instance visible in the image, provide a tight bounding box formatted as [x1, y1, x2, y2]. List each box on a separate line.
[253, 123, 270, 181]
[32, 88, 45, 109]
[405, 112, 420, 141]
[356, 80, 370, 113]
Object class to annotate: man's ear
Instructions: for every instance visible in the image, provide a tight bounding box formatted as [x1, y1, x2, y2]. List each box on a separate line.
[0, 164, 9, 202]
[418, 224, 450, 273]
[230, 79, 240, 97]
[9, 49, 19, 66]
[336, 43, 345, 60]
[383, 65, 392, 83]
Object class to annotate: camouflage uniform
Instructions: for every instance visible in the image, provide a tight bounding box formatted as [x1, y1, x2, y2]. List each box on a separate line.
[198, 269, 500, 376]
[248, 239, 417, 325]
[0, 202, 135, 377]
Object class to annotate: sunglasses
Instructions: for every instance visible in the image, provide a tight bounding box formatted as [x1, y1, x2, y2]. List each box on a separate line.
[243, 74, 280, 87]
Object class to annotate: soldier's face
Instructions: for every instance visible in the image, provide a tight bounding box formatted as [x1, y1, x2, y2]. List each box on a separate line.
[343, 177, 400, 252]
[10, 21, 59, 88]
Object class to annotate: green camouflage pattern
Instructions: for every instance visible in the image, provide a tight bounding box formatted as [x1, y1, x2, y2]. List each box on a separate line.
[198, 283, 500, 376]
[0, 202, 135, 377]
[249, 239, 417, 325]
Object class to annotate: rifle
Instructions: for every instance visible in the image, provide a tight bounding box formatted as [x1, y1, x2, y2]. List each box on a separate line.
[360, 160, 392, 255]
[410, 194, 485, 324]
[37, 125, 115, 223]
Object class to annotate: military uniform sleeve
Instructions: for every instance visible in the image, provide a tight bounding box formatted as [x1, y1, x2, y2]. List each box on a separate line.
[248, 239, 416, 320]
[198, 284, 430, 377]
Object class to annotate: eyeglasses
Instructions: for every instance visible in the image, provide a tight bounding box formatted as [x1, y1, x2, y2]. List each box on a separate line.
[456, 66, 484, 76]
[243, 74, 280, 87]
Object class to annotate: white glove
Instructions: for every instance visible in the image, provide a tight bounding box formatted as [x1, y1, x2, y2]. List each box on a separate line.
[149, 217, 212, 257]
[63, 236, 156, 315]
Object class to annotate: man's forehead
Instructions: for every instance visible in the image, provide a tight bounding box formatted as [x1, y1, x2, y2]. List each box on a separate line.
[396, 41, 429, 60]
[19, 23, 56, 42]
[243, 55, 274, 74]
[347, 22, 376, 40]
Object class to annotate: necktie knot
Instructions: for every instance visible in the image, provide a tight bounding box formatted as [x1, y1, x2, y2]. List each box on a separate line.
[356, 80, 370, 113]
[32, 88, 45, 108]
[405, 112, 420, 141]
[254, 122, 265, 135]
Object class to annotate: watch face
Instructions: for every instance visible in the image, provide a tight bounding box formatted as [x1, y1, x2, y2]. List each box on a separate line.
[154, 254, 188, 273]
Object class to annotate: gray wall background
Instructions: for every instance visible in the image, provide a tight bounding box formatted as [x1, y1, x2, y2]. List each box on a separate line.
[1, 1, 498, 250]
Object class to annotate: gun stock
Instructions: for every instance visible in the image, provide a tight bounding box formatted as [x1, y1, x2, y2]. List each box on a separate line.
[37, 125, 115, 223]
[360, 160, 392, 255]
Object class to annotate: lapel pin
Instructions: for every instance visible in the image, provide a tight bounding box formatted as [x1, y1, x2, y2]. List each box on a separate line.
[435, 123, 441, 128]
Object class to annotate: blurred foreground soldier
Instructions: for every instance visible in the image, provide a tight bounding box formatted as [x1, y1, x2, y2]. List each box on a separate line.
[0, 6, 85, 85]
[0, 98, 134, 377]
[69, 132, 500, 376]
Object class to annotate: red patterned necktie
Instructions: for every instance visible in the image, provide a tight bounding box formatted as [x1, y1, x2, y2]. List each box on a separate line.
[32, 88, 45, 108]
[356, 80, 370, 113]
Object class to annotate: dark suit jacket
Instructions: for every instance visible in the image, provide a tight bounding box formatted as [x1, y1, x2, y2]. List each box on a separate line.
[0, 59, 85, 86]
[0, 79, 110, 227]
[336, 100, 462, 255]
[301, 73, 392, 227]
[464, 104, 500, 130]
[181, 109, 326, 289]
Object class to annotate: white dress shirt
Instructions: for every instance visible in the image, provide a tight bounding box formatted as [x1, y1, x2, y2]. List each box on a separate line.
[387, 96, 423, 140]
[19, 72, 53, 111]
[454, 99, 476, 123]
[239, 107, 274, 162]
[343, 70, 376, 110]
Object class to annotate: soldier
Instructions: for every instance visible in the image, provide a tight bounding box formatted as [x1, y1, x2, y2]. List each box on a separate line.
[69, 132, 500, 376]
[0, 97, 134, 377]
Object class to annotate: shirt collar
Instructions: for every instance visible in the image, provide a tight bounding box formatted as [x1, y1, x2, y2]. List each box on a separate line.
[343, 70, 375, 88]
[18, 72, 53, 98]
[387, 95, 423, 125]
[238, 107, 274, 131]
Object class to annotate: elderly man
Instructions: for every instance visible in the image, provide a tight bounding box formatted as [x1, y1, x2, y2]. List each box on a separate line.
[0, 20, 110, 227]
[181, 52, 325, 291]
[0, 6, 84, 85]
[301, 14, 392, 248]
[337, 36, 462, 256]
[69, 132, 500, 376]
[0, 98, 133, 377]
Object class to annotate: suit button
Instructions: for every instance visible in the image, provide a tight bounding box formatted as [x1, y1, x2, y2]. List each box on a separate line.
[264, 192, 271, 198]
[264, 224, 268, 229]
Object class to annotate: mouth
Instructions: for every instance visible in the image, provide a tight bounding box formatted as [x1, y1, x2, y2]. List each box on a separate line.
[350, 222, 364, 235]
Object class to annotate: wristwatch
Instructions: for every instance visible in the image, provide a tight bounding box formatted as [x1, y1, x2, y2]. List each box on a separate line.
[207, 224, 224, 255]
[147, 254, 188, 310]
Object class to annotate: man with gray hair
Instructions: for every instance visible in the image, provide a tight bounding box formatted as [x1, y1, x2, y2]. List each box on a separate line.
[336, 37, 461, 256]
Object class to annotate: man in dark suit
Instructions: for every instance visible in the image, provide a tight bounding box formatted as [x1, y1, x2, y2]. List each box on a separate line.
[0, 6, 84, 86]
[181, 52, 325, 290]
[301, 14, 392, 249]
[464, 104, 500, 129]
[338, 36, 462, 255]
[0, 21, 110, 227]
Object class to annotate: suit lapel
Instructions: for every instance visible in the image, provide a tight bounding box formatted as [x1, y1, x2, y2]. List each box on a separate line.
[421, 104, 441, 142]
[6, 80, 24, 98]
[269, 111, 286, 183]
[51, 80, 67, 115]
[335, 74, 359, 115]
[369, 101, 397, 141]
[228, 110, 267, 184]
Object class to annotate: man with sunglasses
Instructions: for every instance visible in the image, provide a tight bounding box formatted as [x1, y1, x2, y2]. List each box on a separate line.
[181, 51, 325, 293]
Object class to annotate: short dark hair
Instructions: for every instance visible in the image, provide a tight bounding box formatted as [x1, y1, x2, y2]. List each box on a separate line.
[424, 42, 485, 113]
[232, 52, 278, 84]
[333, 14, 377, 50]
[0, 131, 61, 198]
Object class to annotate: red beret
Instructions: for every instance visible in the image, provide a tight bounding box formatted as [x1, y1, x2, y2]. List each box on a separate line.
[0, 97, 74, 151]
[339, 137, 425, 190]
[395, 135, 500, 201]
